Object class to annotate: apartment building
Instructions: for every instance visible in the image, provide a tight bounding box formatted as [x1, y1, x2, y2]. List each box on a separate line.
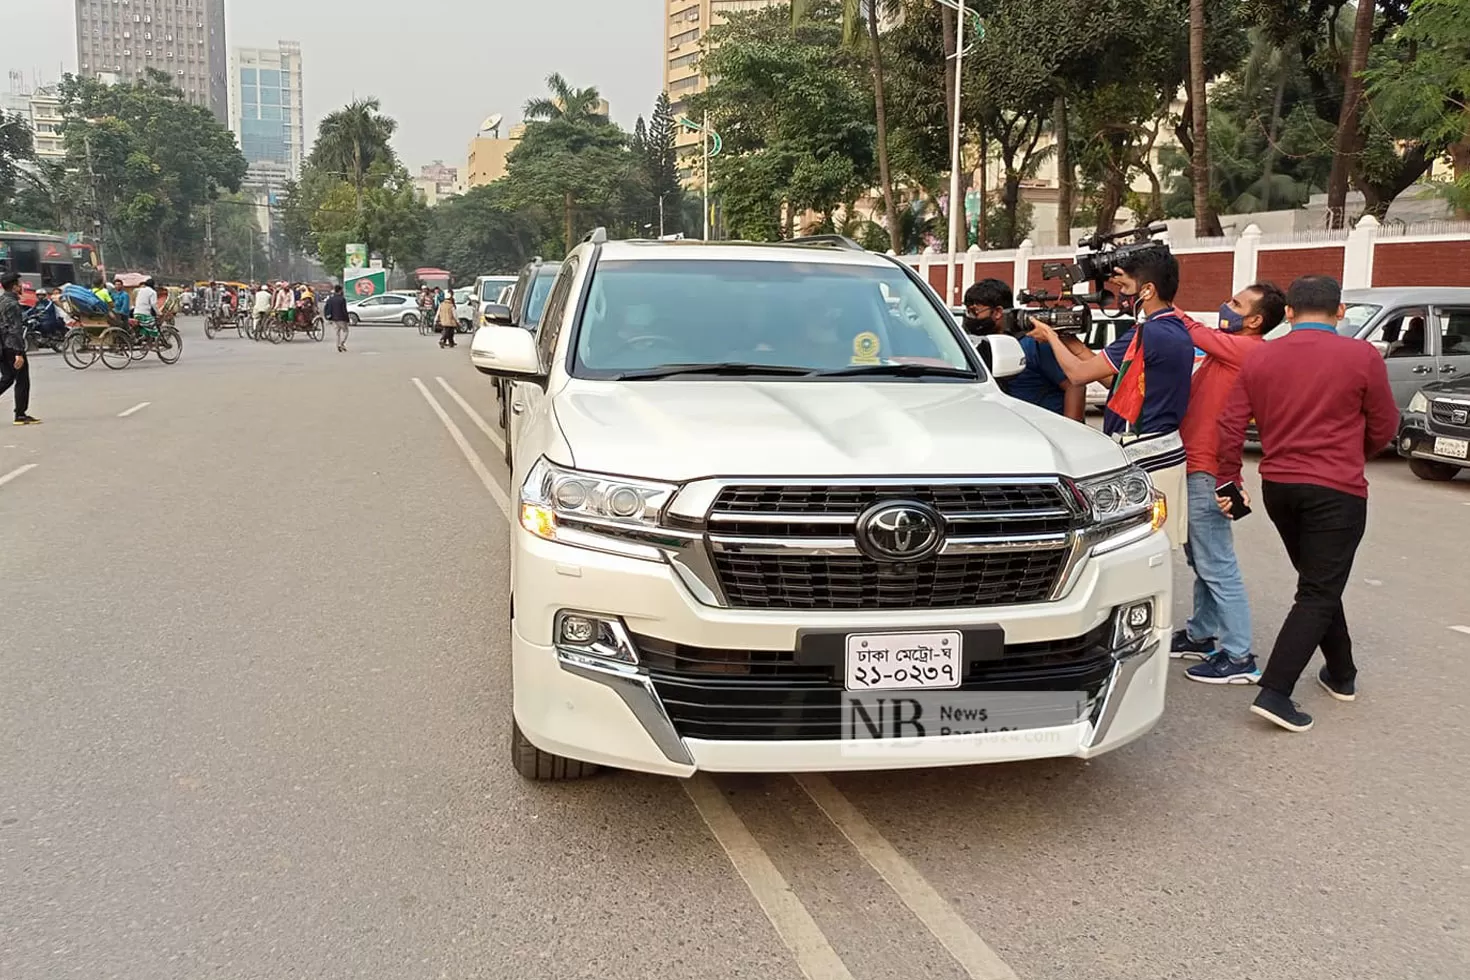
[228, 43, 305, 176]
[664, 0, 780, 175]
[74, 0, 228, 121]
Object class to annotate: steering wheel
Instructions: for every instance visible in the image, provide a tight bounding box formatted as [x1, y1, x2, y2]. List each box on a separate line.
[624, 334, 678, 350]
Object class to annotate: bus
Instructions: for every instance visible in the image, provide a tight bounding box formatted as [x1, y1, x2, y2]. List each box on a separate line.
[0, 231, 80, 302]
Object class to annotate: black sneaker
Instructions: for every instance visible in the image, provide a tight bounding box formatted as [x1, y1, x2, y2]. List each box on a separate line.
[1250, 690, 1314, 732]
[1170, 628, 1215, 662]
[13, 415, 40, 426]
[1317, 666, 1357, 702]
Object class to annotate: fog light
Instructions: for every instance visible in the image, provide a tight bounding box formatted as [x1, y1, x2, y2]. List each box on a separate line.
[553, 611, 640, 665]
[1400, 436, 1413, 453]
[1111, 600, 1157, 660]
[1127, 603, 1152, 631]
[559, 615, 596, 645]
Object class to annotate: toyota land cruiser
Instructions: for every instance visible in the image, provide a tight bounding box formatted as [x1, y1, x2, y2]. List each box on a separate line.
[475, 231, 1172, 780]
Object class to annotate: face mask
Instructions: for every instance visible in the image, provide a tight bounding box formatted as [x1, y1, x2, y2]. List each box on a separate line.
[1218, 302, 1246, 333]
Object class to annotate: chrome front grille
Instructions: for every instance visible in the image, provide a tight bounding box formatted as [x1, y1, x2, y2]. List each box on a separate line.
[1430, 399, 1470, 435]
[703, 480, 1081, 610]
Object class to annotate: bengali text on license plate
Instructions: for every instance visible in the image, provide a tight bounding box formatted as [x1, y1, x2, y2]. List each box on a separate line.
[1433, 436, 1469, 460]
[845, 631, 963, 691]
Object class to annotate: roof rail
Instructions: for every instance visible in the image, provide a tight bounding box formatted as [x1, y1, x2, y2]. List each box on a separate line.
[785, 234, 866, 252]
[582, 227, 608, 245]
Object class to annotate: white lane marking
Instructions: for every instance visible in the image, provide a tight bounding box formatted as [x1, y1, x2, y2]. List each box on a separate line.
[1451, 626, 1470, 636]
[435, 376, 506, 456]
[0, 463, 38, 488]
[683, 775, 856, 980]
[411, 378, 512, 521]
[118, 402, 151, 418]
[795, 774, 1019, 980]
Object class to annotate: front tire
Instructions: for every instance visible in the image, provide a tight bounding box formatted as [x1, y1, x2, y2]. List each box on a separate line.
[1409, 457, 1461, 482]
[156, 327, 183, 364]
[511, 719, 600, 781]
[98, 327, 133, 370]
[348, 313, 360, 326]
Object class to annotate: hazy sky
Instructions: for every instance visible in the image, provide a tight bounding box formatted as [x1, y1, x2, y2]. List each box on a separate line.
[1, 0, 665, 171]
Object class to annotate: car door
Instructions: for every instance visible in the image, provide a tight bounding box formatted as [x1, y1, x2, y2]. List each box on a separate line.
[353, 296, 382, 321]
[1362, 307, 1435, 408]
[1431, 305, 1470, 382]
[509, 257, 580, 476]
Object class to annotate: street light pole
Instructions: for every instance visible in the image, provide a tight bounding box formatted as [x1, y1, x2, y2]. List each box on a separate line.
[943, 0, 968, 306]
[702, 111, 711, 242]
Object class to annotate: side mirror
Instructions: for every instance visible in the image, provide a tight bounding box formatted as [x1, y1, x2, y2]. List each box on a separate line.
[1370, 340, 1389, 358]
[979, 333, 1026, 380]
[473, 325, 543, 379]
[483, 303, 512, 326]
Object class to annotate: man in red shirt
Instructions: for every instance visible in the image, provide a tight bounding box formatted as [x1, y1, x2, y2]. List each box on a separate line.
[1217, 275, 1399, 733]
[1173, 283, 1286, 686]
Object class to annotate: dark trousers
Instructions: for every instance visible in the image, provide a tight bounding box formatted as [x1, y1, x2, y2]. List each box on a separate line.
[1258, 481, 1368, 697]
[0, 348, 29, 418]
[440, 324, 456, 347]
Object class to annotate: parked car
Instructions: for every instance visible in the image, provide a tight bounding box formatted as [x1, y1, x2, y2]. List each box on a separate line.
[345, 292, 421, 326]
[473, 258, 563, 464]
[453, 286, 477, 332]
[1397, 375, 1470, 481]
[476, 230, 1170, 781]
[473, 275, 518, 326]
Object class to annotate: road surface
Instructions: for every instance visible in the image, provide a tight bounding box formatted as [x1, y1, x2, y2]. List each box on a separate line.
[3, 323, 1467, 980]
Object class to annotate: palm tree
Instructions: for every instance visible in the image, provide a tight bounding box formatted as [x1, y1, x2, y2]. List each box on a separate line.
[523, 74, 608, 127]
[793, 0, 903, 254]
[311, 98, 398, 237]
[1188, 0, 1223, 237]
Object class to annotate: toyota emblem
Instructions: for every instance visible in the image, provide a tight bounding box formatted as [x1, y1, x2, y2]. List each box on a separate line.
[1453, 408, 1468, 425]
[856, 501, 944, 562]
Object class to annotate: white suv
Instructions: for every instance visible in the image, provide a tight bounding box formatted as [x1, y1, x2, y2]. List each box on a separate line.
[476, 231, 1172, 780]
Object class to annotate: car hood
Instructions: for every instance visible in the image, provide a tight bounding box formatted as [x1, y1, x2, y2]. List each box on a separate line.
[1420, 375, 1470, 398]
[552, 380, 1128, 480]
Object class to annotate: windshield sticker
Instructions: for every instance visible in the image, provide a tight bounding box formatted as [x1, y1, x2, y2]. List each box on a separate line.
[851, 332, 882, 365]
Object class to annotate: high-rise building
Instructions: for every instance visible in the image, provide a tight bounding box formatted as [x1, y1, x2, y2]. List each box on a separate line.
[74, 0, 228, 121]
[228, 42, 305, 237]
[663, 0, 779, 175]
[415, 161, 464, 206]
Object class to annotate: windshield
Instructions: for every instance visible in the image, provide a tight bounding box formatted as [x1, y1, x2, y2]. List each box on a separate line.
[572, 259, 976, 378]
[1338, 303, 1382, 336]
[523, 270, 559, 328]
[480, 278, 513, 302]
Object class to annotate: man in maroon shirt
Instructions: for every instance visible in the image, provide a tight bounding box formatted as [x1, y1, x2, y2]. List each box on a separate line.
[1217, 275, 1399, 733]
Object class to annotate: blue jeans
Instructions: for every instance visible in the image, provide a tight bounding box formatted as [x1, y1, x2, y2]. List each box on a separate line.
[1183, 472, 1253, 659]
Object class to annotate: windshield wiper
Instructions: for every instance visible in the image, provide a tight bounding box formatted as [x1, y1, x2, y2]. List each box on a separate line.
[811, 363, 977, 379]
[612, 362, 817, 381]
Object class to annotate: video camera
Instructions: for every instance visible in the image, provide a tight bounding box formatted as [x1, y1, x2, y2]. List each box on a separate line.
[1008, 222, 1172, 335]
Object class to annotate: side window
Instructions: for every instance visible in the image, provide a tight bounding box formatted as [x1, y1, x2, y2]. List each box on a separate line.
[10, 241, 39, 274]
[535, 257, 580, 370]
[1434, 307, 1470, 357]
[1365, 308, 1429, 358]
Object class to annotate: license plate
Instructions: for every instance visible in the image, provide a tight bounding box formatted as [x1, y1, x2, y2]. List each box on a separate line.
[1433, 436, 1469, 460]
[845, 631, 963, 691]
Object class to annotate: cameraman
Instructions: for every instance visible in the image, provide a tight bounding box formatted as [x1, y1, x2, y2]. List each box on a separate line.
[1028, 252, 1195, 549]
[961, 279, 1084, 421]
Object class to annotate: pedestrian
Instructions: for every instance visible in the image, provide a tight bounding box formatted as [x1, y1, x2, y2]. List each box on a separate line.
[437, 290, 458, 348]
[1217, 275, 1399, 733]
[253, 282, 272, 333]
[0, 272, 40, 425]
[1029, 251, 1195, 549]
[1170, 282, 1287, 684]
[324, 284, 351, 352]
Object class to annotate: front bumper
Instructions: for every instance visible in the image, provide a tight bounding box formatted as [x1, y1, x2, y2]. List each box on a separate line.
[510, 524, 1172, 777]
[1397, 415, 1470, 468]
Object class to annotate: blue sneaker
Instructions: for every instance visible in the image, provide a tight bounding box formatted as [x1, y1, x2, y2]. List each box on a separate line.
[1170, 628, 1215, 661]
[1186, 651, 1261, 685]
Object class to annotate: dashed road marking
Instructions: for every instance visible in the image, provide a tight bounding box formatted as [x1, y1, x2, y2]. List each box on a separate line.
[796, 774, 1019, 980]
[1451, 626, 1470, 637]
[684, 775, 856, 980]
[0, 463, 38, 488]
[411, 378, 511, 521]
[118, 402, 151, 418]
[435, 376, 506, 456]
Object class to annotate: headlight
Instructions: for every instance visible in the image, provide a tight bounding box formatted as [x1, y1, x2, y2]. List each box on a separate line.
[1408, 391, 1428, 414]
[519, 458, 681, 560]
[1075, 467, 1161, 554]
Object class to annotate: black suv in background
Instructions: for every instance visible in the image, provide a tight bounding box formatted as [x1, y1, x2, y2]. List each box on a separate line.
[1398, 375, 1470, 481]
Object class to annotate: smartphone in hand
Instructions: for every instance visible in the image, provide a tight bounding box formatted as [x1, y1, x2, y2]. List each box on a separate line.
[1215, 481, 1252, 521]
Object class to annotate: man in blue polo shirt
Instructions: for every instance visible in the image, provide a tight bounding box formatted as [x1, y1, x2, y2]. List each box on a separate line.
[1028, 251, 1195, 549]
[961, 279, 1084, 420]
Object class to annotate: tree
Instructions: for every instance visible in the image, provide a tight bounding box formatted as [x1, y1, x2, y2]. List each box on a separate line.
[505, 116, 637, 253]
[1366, 0, 1470, 216]
[56, 69, 246, 273]
[1188, 0, 1224, 236]
[422, 182, 551, 280]
[309, 98, 398, 239]
[523, 73, 609, 126]
[1326, 0, 1380, 227]
[646, 93, 684, 235]
[0, 111, 35, 206]
[793, 0, 903, 253]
